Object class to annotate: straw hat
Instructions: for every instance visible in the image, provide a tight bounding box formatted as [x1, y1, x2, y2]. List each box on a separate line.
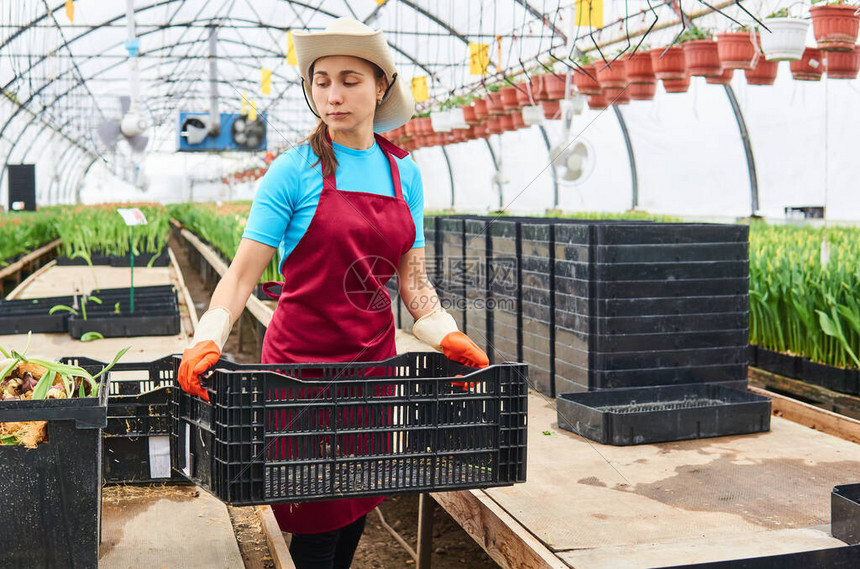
[293, 18, 415, 133]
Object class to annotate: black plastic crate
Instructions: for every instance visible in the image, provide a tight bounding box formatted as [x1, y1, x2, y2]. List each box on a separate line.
[0, 364, 108, 569]
[557, 383, 771, 445]
[833, 483, 860, 545]
[754, 346, 800, 379]
[63, 356, 182, 484]
[661, 544, 860, 568]
[172, 352, 528, 505]
[593, 242, 749, 264]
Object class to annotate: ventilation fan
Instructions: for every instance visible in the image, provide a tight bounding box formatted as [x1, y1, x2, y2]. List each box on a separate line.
[231, 116, 266, 149]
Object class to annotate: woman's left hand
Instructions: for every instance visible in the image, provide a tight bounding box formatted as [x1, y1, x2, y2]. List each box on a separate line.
[439, 331, 489, 368]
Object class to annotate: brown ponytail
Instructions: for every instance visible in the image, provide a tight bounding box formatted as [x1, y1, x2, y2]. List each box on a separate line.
[304, 59, 387, 179]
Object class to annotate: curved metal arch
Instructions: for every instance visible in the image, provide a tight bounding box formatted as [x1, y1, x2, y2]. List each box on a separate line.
[611, 105, 639, 210]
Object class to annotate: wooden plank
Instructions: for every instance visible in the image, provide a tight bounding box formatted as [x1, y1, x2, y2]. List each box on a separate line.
[168, 247, 199, 331]
[180, 228, 273, 327]
[748, 385, 860, 444]
[0, 238, 60, 281]
[432, 490, 568, 569]
[255, 506, 296, 569]
[5, 260, 56, 300]
[749, 366, 860, 420]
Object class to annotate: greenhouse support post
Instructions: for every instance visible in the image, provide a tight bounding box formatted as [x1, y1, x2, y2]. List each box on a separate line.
[537, 125, 560, 210]
[723, 84, 759, 215]
[612, 105, 639, 210]
[439, 145, 456, 209]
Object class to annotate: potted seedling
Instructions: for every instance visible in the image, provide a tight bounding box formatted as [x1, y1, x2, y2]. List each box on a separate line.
[650, 44, 688, 81]
[810, 0, 860, 51]
[573, 53, 602, 96]
[716, 26, 759, 69]
[826, 44, 860, 78]
[790, 48, 825, 80]
[761, 7, 811, 61]
[745, 48, 780, 84]
[596, 49, 629, 88]
[680, 26, 723, 77]
[485, 83, 506, 115]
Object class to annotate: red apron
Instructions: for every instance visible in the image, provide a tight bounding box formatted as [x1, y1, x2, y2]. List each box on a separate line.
[261, 134, 416, 534]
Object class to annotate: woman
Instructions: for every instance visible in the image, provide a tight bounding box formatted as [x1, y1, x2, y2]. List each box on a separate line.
[177, 18, 488, 569]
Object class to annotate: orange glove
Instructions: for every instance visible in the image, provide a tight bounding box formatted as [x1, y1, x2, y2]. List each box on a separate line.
[440, 331, 489, 369]
[178, 306, 233, 402]
[177, 340, 220, 402]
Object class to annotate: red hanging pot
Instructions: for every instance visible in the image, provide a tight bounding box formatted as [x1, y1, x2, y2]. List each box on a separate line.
[473, 98, 488, 122]
[462, 104, 479, 125]
[486, 91, 505, 115]
[404, 119, 418, 137]
[596, 58, 628, 88]
[626, 51, 656, 83]
[510, 110, 526, 129]
[531, 74, 548, 100]
[499, 86, 520, 111]
[810, 5, 860, 51]
[540, 99, 561, 119]
[744, 57, 779, 85]
[515, 81, 534, 106]
[573, 64, 602, 95]
[790, 48, 825, 81]
[705, 68, 735, 85]
[716, 32, 758, 69]
[628, 81, 657, 100]
[826, 45, 860, 79]
[485, 116, 503, 134]
[650, 46, 688, 80]
[542, 73, 567, 100]
[683, 39, 723, 77]
[602, 86, 630, 105]
[420, 117, 433, 135]
[662, 75, 691, 93]
[473, 124, 488, 139]
[587, 92, 610, 110]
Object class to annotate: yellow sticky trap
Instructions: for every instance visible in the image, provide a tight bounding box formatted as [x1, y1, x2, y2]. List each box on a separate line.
[65, 0, 74, 23]
[261, 68, 272, 95]
[286, 31, 298, 65]
[241, 92, 248, 115]
[376, 0, 388, 5]
[249, 101, 257, 122]
[411, 76, 428, 103]
[469, 43, 490, 76]
[575, 0, 603, 28]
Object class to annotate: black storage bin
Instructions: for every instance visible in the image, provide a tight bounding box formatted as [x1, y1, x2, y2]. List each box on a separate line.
[172, 352, 528, 505]
[0, 364, 108, 569]
[557, 383, 771, 445]
[754, 347, 800, 379]
[63, 356, 182, 484]
[833, 483, 860, 545]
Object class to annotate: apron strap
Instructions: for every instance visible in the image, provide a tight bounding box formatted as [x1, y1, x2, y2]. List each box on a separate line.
[261, 281, 283, 300]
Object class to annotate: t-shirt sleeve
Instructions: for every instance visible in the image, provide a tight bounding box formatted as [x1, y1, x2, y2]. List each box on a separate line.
[242, 151, 298, 248]
[405, 159, 425, 248]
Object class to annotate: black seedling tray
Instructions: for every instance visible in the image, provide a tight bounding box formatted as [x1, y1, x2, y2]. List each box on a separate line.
[69, 308, 180, 339]
[172, 352, 528, 505]
[0, 363, 108, 569]
[557, 383, 771, 445]
[661, 544, 860, 568]
[109, 250, 170, 267]
[91, 285, 177, 299]
[833, 484, 860, 545]
[593, 242, 749, 264]
[592, 329, 749, 353]
[62, 355, 183, 484]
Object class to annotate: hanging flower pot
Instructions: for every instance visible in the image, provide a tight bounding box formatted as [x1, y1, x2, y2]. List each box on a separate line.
[486, 91, 505, 115]
[473, 124, 488, 139]
[810, 4, 860, 51]
[790, 48, 825, 80]
[540, 99, 561, 119]
[596, 58, 628, 88]
[404, 118, 418, 138]
[521, 105, 544, 126]
[650, 46, 688, 80]
[462, 104, 479, 125]
[761, 18, 810, 61]
[472, 98, 488, 122]
[497, 114, 514, 132]
[628, 81, 657, 100]
[745, 57, 779, 85]
[705, 68, 735, 85]
[603, 86, 630, 105]
[683, 39, 723, 76]
[531, 74, 548, 100]
[587, 92, 610, 110]
[626, 51, 656, 83]
[514, 81, 533, 106]
[500, 85, 520, 111]
[542, 73, 567, 100]
[662, 74, 692, 93]
[420, 116, 434, 134]
[573, 64, 602, 95]
[485, 116, 503, 135]
[716, 31, 758, 69]
[826, 45, 860, 79]
[510, 110, 526, 129]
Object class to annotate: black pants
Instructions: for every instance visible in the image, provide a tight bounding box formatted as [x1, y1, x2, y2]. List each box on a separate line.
[289, 514, 367, 569]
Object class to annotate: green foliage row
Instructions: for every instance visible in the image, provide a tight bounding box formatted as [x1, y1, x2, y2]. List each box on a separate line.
[0, 211, 59, 267]
[168, 202, 280, 284]
[50, 204, 169, 258]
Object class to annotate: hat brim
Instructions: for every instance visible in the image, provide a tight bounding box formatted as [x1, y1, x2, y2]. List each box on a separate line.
[293, 29, 415, 133]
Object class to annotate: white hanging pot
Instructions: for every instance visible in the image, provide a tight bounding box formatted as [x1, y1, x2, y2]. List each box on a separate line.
[521, 105, 544, 126]
[430, 110, 451, 132]
[761, 18, 810, 61]
[570, 93, 587, 115]
[447, 107, 469, 129]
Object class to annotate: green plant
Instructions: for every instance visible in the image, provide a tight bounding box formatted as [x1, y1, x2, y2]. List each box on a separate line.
[677, 26, 712, 43]
[80, 332, 104, 342]
[50, 294, 101, 321]
[766, 7, 792, 18]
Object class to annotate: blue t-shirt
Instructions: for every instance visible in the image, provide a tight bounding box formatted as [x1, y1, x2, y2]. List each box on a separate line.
[243, 140, 425, 273]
